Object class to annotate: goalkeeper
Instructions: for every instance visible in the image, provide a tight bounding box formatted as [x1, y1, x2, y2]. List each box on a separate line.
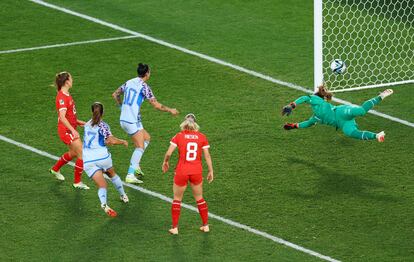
[281, 85, 393, 142]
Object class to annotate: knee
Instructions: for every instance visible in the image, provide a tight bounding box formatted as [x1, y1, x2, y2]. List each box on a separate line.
[341, 126, 355, 137]
[353, 107, 367, 117]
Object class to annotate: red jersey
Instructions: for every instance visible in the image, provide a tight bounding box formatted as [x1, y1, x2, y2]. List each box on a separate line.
[170, 130, 210, 174]
[56, 90, 77, 130]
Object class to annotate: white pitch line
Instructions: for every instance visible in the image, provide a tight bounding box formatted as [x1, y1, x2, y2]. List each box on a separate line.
[0, 35, 139, 54]
[0, 133, 341, 262]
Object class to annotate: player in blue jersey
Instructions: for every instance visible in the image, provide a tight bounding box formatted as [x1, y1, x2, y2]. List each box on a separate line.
[282, 85, 394, 142]
[112, 63, 179, 184]
[83, 102, 129, 217]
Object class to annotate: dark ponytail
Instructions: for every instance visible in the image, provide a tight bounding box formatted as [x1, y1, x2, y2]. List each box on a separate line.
[137, 63, 150, 77]
[315, 84, 333, 101]
[55, 71, 71, 91]
[91, 102, 104, 126]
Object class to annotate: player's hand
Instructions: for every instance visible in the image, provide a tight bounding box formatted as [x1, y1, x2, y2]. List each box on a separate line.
[207, 171, 214, 183]
[283, 123, 298, 130]
[122, 140, 128, 147]
[281, 102, 296, 116]
[71, 130, 80, 139]
[162, 161, 169, 173]
[77, 120, 86, 127]
[170, 108, 179, 116]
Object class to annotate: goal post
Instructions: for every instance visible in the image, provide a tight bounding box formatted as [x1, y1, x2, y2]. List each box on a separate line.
[314, 0, 414, 92]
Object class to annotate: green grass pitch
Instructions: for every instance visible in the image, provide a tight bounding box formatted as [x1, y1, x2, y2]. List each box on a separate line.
[0, 0, 413, 261]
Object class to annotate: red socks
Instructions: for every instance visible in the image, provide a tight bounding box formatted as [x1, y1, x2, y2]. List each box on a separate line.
[74, 159, 83, 184]
[171, 200, 181, 228]
[52, 152, 72, 172]
[52, 153, 84, 183]
[171, 198, 208, 228]
[197, 198, 208, 225]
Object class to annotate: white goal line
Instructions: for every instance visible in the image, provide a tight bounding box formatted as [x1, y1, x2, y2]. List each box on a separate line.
[0, 35, 139, 55]
[27, 0, 414, 129]
[0, 133, 341, 262]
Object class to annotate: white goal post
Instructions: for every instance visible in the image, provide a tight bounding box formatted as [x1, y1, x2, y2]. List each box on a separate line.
[314, 0, 414, 92]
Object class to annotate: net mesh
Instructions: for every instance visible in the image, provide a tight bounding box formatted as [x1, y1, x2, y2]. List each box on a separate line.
[323, 0, 414, 91]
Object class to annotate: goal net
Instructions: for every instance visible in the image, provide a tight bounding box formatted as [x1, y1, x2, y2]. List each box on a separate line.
[314, 0, 414, 92]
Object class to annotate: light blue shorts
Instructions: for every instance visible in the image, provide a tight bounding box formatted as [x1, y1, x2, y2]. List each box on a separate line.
[84, 155, 113, 178]
[120, 120, 144, 136]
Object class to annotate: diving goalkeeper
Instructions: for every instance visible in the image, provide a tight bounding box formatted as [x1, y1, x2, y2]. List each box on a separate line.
[281, 85, 393, 142]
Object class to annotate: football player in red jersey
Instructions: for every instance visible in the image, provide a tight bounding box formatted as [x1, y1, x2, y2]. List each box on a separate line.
[162, 113, 214, 235]
[49, 72, 89, 189]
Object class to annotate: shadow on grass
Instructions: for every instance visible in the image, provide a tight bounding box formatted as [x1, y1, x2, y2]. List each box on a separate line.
[285, 156, 399, 203]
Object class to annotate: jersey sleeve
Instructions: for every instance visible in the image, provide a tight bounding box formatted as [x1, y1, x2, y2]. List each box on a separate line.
[294, 95, 311, 105]
[201, 135, 210, 149]
[170, 134, 179, 147]
[56, 94, 67, 111]
[142, 84, 155, 100]
[98, 121, 112, 139]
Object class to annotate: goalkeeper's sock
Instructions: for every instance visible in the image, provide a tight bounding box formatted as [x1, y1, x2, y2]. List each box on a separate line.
[350, 130, 376, 140]
[197, 198, 209, 226]
[171, 200, 181, 228]
[362, 96, 381, 112]
[52, 152, 72, 172]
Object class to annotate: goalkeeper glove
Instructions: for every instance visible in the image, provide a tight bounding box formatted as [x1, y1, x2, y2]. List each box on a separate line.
[281, 102, 296, 116]
[284, 123, 298, 130]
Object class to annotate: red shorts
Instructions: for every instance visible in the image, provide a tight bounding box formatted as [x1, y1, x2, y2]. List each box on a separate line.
[174, 171, 203, 187]
[58, 127, 77, 145]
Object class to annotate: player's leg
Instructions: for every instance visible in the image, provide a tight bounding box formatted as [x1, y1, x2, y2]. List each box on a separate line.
[120, 121, 144, 183]
[169, 174, 188, 235]
[343, 89, 394, 119]
[91, 170, 117, 217]
[50, 131, 74, 180]
[190, 174, 209, 233]
[132, 129, 151, 180]
[69, 138, 89, 189]
[50, 151, 71, 181]
[143, 129, 151, 151]
[106, 167, 128, 203]
[341, 121, 384, 142]
[126, 129, 145, 182]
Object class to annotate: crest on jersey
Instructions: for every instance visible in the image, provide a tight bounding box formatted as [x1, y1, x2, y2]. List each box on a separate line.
[59, 99, 64, 105]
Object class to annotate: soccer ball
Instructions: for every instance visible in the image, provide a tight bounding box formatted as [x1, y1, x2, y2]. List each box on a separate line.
[330, 59, 346, 74]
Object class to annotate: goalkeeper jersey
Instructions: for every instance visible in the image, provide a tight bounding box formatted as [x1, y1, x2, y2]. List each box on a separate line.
[294, 95, 337, 127]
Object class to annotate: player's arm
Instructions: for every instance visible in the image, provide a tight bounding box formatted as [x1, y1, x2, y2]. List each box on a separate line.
[203, 148, 214, 183]
[281, 95, 311, 116]
[284, 115, 318, 130]
[76, 119, 86, 127]
[106, 136, 128, 147]
[148, 98, 179, 116]
[162, 143, 177, 173]
[112, 86, 124, 106]
[58, 109, 79, 138]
